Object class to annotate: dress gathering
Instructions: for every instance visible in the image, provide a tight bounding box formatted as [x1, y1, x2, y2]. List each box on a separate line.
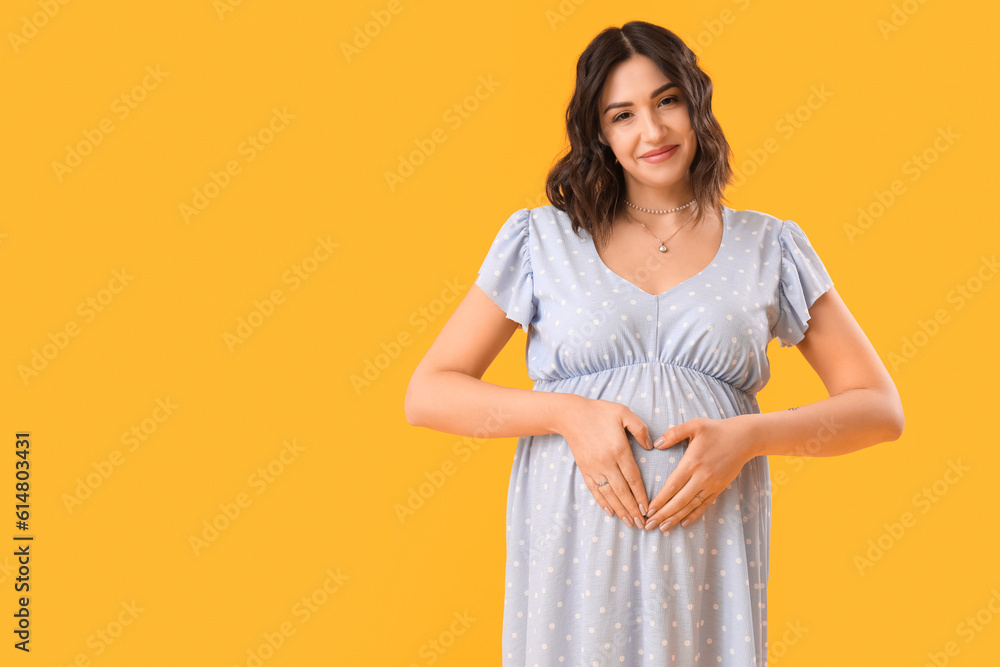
[475, 204, 835, 665]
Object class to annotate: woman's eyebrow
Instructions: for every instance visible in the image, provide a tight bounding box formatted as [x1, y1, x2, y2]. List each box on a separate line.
[603, 83, 678, 115]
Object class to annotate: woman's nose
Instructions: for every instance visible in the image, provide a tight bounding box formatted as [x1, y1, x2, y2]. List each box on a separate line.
[640, 110, 668, 142]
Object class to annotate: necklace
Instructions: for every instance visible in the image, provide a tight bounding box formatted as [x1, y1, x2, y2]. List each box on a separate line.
[625, 198, 697, 253]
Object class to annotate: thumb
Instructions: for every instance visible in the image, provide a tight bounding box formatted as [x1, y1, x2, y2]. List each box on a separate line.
[621, 412, 654, 450]
[654, 420, 693, 450]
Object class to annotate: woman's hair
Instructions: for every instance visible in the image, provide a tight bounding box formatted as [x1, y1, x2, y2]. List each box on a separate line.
[545, 20, 733, 249]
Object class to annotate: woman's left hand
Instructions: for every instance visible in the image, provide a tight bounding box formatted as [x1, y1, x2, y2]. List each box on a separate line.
[642, 415, 759, 532]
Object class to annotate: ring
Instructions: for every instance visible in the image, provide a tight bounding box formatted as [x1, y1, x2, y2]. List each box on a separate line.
[597, 481, 610, 487]
[693, 492, 704, 504]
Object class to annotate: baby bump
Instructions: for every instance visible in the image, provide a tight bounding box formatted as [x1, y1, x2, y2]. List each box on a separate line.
[516, 423, 765, 524]
[630, 435, 689, 504]
[623, 433, 767, 524]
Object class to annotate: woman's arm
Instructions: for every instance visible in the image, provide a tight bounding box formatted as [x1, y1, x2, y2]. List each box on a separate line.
[739, 287, 905, 459]
[405, 278, 658, 526]
[404, 278, 580, 438]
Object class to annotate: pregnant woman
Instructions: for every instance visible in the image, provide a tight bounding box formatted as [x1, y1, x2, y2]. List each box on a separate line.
[405, 20, 904, 666]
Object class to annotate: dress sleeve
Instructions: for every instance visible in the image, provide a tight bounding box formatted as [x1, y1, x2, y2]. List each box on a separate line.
[772, 218, 835, 347]
[474, 208, 536, 333]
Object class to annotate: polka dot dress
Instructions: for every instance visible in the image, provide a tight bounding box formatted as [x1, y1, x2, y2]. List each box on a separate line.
[475, 204, 834, 666]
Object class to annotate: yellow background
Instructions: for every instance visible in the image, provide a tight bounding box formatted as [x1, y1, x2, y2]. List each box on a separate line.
[2, 0, 998, 665]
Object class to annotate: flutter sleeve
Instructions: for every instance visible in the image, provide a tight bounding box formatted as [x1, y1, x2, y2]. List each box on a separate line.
[772, 218, 835, 347]
[474, 208, 536, 333]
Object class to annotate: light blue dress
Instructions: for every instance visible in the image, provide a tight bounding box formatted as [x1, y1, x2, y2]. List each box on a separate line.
[474, 204, 835, 666]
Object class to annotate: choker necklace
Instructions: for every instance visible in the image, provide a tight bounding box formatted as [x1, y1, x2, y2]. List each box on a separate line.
[625, 198, 697, 253]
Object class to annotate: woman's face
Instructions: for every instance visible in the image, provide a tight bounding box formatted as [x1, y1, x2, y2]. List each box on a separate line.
[597, 54, 697, 198]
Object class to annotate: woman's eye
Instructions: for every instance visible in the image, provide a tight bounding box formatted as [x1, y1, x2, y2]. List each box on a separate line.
[611, 97, 679, 123]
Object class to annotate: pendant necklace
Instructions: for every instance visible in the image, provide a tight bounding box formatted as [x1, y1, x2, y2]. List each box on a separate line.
[625, 198, 697, 252]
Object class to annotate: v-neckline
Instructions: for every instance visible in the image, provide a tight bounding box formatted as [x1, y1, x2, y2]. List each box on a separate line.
[588, 205, 730, 298]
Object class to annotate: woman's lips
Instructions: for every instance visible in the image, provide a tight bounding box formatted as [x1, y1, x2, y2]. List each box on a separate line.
[640, 145, 678, 162]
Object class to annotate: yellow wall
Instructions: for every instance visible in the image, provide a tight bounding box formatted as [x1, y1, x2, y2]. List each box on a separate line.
[2, 0, 997, 664]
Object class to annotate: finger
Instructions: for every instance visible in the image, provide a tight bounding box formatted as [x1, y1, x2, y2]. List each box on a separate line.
[653, 422, 690, 450]
[645, 463, 693, 517]
[614, 453, 651, 519]
[602, 466, 645, 529]
[621, 412, 654, 450]
[679, 491, 719, 527]
[652, 425, 671, 449]
[603, 482, 634, 529]
[582, 475, 616, 519]
[658, 490, 718, 532]
[645, 476, 680, 517]
[643, 477, 700, 531]
[585, 474, 632, 528]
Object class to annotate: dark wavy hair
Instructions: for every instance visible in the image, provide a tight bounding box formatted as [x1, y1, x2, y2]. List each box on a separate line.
[545, 20, 733, 250]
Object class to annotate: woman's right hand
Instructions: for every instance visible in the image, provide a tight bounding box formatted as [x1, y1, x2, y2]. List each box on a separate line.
[559, 396, 654, 529]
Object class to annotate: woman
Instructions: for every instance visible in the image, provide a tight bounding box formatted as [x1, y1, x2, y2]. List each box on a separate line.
[404, 20, 903, 666]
